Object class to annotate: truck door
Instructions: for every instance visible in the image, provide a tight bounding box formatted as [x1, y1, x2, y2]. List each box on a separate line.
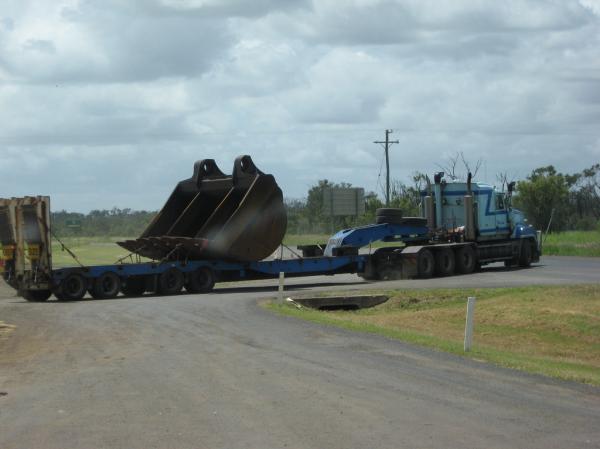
[494, 193, 510, 236]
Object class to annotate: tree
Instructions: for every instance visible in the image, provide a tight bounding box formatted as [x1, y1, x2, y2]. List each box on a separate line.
[567, 163, 600, 229]
[513, 166, 569, 232]
[387, 172, 429, 216]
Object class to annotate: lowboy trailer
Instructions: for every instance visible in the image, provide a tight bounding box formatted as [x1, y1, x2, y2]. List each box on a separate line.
[0, 171, 540, 302]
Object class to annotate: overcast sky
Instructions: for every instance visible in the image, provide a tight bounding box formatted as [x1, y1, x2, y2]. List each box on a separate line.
[1, 0, 599, 212]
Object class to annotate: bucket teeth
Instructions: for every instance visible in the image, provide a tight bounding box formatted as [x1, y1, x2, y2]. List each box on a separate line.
[118, 155, 287, 262]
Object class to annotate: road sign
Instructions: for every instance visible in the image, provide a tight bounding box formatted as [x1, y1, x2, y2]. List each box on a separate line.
[323, 188, 365, 216]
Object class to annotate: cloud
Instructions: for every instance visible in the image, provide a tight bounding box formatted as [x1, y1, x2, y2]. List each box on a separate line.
[0, 0, 599, 211]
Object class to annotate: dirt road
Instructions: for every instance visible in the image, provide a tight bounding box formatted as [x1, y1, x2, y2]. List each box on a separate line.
[1, 257, 599, 449]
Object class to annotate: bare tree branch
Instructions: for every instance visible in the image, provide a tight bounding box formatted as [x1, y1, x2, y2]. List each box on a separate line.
[460, 152, 482, 178]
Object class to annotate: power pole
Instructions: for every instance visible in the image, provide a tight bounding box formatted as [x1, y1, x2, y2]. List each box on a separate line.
[374, 129, 399, 206]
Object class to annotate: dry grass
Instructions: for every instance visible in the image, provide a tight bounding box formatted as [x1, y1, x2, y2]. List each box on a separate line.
[268, 285, 600, 384]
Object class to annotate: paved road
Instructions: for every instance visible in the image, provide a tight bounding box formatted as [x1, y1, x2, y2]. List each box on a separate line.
[1, 256, 599, 449]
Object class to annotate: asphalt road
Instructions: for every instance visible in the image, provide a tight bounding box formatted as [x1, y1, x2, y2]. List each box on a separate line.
[1, 256, 599, 449]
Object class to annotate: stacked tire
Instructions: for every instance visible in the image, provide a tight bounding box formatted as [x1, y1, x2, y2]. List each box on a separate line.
[375, 208, 403, 225]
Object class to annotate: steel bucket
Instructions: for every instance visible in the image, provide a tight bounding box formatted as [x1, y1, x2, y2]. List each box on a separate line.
[118, 155, 287, 262]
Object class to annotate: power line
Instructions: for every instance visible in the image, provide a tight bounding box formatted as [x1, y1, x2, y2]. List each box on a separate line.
[374, 129, 399, 207]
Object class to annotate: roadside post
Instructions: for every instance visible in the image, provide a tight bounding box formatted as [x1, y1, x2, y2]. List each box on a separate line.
[278, 272, 285, 304]
[464, 297, 476, 352]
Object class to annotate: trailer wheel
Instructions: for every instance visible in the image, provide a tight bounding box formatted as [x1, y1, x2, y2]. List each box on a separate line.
[186, 267, 216, 293]
[121, 276, 146, 297]
[519, 240, 533, 268]
[158, 268, 184, 295]
[377, 262, 402, 281]
[22, 289, 51, 302]
[455, 246, 476, 274]
[58, 272, 87, 301]
[417, 249, 435, 278]
[91, 272, 121, 299]
[435, 248, 455, 276]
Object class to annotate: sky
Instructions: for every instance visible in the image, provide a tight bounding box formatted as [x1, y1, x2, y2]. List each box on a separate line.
[1, 0, 599, 212]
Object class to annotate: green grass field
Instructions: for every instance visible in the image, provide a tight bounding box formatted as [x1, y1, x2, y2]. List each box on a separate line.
[266, 285, 600, 385]
[542, 230, 600, 257]
[51, 237, 145, 267]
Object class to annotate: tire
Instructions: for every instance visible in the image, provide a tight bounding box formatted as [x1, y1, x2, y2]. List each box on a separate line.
[185, 267, 216, 293]
[417, 249, 435, 278]
[121, 276, 147, 297]
[359, 260, 378, 281]
[376, 208, 403, 218]
[22, 289, 51, 302]
[58, 272, 87, 301]
[377, 262, 402, 281]
[519, 240, 532, 268]
[91, 272, 121, 299]
[455, 246, 476, 274]
[435, 248, 455, 276]
[158, 268, 184, 295]
[376, 216, 427, 226]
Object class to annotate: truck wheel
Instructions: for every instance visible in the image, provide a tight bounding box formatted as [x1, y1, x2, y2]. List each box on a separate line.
[186, 267, 215, 293]
[121, 276, 146, 297]
[377, 262, 402, 280]
[58, 272, 87, 301]
[158, 268, 184, 295]
[435, 248, 455, 276]
[417, 249, 435, 278]
[22, 289, 51, 302]
[519, 240, 532, 268]
[91, 272, 121, 299]
[455, 246, 476, 274]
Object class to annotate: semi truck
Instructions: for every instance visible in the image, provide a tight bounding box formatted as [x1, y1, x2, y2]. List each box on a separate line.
[0, 164, 540, 302]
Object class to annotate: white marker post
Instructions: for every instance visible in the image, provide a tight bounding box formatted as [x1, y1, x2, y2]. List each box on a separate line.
[278, 272, 285, 304]
[464, 297, 476, 352]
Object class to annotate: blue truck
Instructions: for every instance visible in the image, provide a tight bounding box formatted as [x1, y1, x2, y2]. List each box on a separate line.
[0, 171, 540, 302]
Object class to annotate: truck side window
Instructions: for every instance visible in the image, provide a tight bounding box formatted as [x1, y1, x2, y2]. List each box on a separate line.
[495, 194, 505, 211]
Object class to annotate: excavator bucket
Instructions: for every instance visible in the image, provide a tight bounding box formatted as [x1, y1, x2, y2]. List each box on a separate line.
[118, 155, 287, 262]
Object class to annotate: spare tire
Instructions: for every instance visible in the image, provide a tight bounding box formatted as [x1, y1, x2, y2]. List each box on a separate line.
[376, 208, 402, 218]
[376, 216, 427, 227]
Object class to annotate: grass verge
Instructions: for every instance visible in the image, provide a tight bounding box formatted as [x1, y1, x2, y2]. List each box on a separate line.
[265, 285, 600, 385]
[543, 230, 600, 257]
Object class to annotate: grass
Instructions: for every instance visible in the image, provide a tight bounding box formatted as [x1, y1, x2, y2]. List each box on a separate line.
[266, 285, 600, 385]
[51, 237, 143, 267]
[283, 234, 330, 246]
[543, 230, 600, 257]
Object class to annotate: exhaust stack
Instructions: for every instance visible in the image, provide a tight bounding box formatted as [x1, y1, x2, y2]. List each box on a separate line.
[433, 172, 444, 229]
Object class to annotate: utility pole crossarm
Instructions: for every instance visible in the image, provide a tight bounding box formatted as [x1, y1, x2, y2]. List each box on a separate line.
[374, 129, 399, 207]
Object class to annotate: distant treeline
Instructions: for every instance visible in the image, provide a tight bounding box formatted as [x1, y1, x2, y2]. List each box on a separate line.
[51, 164, 600, 238]
[52, 209, 157, 238]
